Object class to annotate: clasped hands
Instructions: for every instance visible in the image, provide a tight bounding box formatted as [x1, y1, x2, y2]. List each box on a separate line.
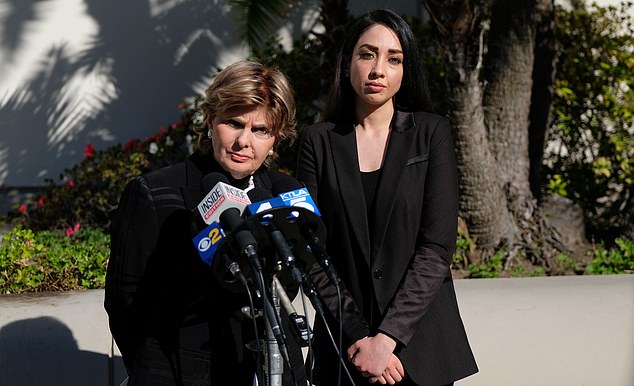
[347, 333, 405, 384]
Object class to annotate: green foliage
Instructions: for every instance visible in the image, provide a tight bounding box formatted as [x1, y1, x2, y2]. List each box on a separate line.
[9, 102, 200, 231]
[551, 252, 580, 274]
[250, 5, 353, 172]
[585, 238, 634, 274]
[251, 36, 329, 172]
[227, 0, 295, 50]
[253, 36, 328, 127]
[467, 250, 504, 278]
[405, 15, 450, 116]
[0, 226, 110, 294]
[547, 174, 569, 197]
[509, 265, 547, 278]
[547, 1, 634, 238]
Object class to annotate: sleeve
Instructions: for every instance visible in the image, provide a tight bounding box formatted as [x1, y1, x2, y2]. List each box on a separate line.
[104, 176, 160, 369]
[296, 127, 371, 344]
[378, 117, 458, 346]
[296, 127, 320, 203]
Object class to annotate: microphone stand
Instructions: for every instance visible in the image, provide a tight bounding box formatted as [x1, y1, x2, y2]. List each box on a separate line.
[265, 276, 285, 386]
[214, 206, 328, 386]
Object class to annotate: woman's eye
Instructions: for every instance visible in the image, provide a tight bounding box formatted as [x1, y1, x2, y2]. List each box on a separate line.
[225, 119, 241, 128]
[389, 57, 402, 65]
[252, 127, 272, 138]
[360, 52, 374, 60]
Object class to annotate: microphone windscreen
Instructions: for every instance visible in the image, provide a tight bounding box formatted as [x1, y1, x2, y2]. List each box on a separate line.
[271, 177, 304, 196]
[248, 188, 273, 203]
[202, 172, 228, 192]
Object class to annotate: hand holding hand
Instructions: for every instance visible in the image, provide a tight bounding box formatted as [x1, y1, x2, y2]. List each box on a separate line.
[347, 333, 397, 378]
[368, 354, 405, 384]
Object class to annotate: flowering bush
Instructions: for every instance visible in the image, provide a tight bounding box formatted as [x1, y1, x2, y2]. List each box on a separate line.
[9, 100, 201, 231]
[0, 226, 110, 294]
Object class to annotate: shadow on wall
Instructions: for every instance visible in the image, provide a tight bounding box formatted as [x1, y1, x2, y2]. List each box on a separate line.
[0, 0, 239, 187]
[0, 316, 124, 386]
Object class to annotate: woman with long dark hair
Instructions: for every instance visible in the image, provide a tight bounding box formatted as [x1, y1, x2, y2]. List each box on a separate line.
[297, 9, 478, 386]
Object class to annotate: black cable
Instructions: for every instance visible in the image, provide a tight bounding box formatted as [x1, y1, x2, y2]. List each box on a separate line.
[222, 253, 262, 383]
[314, 287, 356, 386]
[336, 279, 344, 386]
[297, 285, 313, 384]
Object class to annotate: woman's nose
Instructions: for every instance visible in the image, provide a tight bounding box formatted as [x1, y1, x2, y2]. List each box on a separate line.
[235, 127, 252, 148]
[370, 60, 385, 78]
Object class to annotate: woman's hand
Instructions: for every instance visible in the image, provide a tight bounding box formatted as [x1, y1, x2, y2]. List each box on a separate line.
[347, 332, 397, 378]
[369, 354, 405, 384]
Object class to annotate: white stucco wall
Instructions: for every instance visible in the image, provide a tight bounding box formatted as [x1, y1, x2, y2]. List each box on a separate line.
[1, 275, 632, 385]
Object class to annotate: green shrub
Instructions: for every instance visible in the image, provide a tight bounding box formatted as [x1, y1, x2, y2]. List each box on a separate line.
[0, 226, 110, 294]
[585, 238, 634, 275]
[547, 2, 634, 239]
[467, 250, 504, 279]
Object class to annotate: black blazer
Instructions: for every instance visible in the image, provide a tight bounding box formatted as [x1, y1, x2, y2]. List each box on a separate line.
[105, 152, 306, 386]
[297, 111, 478, 385]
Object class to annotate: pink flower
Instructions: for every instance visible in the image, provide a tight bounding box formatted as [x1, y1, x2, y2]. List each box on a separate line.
[65, 179, 76, 188]
[37, 196, 46, 208]
[65, 223, 81, 237]
[170, 123, 179, 129]
[84, 143, 96, 159]
[18, 204, 28, 216]
[25, 239, 33, 247]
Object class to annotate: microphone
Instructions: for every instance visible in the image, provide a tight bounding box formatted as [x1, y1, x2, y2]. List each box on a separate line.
[223, 253, 244, 281]
[247, 182, 337, 282]
[273, 276, 312, 347]
[301, 225, 339, 284]
[191, 172, 250, 266]
[205, 179, 292, 355]
[247, 183, 329, 317]
[197, 173, 251, 225]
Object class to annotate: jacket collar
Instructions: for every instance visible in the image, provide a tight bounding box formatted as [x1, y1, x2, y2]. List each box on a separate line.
[180, 151, 272, 211]
[329, 111, 416, 266]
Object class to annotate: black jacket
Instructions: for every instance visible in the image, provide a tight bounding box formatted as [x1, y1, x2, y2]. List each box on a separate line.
[105, 152, 306, 385]
[297, 111, 478, 385]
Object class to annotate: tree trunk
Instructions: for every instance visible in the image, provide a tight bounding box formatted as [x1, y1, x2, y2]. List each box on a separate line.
[424, 0, 517, 252]
[424, 0, 564, 267]
[483, 0, 536, 220]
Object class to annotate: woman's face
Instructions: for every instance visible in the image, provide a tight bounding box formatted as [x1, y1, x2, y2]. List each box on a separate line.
[210, 105, 275, 179]
[349, 24, 404, 109]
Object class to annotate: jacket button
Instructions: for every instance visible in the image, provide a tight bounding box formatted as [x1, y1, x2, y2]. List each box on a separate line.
[373, 270, 383, 279]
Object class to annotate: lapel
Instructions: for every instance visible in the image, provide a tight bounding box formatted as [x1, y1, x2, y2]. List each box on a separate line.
[329, 123, 372, 266]
[328, 111, 416, 267]
[371, 111, 416, 259]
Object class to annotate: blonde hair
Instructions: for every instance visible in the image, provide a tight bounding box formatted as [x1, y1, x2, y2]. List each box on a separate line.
[196, 60, 297, 159]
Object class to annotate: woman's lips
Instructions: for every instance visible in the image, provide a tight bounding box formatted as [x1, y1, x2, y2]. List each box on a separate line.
[230, 152, 251, 162]
[366, 83, 385, 93]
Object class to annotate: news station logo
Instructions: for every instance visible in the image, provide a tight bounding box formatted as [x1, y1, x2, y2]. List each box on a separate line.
[193, 222, 225, 265]
[279, 188, 320, 216]
[197, 182, 251, 224]
[247, 188, 321, 216]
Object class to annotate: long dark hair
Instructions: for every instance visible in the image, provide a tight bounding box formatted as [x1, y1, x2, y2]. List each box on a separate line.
[323, 9, 433, 123]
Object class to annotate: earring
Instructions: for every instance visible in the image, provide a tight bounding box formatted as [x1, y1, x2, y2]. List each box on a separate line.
[207, 129, 212, 139]
[268, 149, 274, 156]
